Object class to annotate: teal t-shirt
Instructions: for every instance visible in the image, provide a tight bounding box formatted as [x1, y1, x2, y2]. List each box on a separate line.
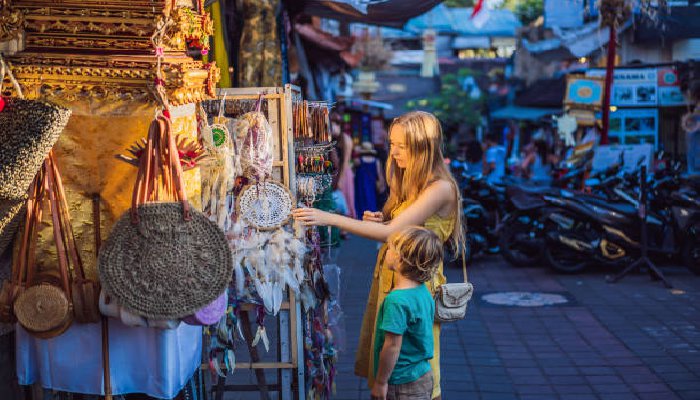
[373, 284, 434, 385]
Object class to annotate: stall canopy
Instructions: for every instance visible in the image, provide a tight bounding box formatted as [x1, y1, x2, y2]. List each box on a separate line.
[491, 106, 561, 121]
[302, 0, 444, 28]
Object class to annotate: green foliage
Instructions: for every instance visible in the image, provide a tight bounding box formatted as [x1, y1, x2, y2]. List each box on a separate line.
[511, 0, 544, 25]
[406, 69, 484, 138]
[444, 0, 475, 6]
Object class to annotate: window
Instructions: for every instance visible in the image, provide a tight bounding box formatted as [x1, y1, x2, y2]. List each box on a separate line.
[608, 108, 658, 147]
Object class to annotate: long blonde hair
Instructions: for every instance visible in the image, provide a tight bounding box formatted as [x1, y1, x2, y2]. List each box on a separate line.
[382, 111, 464, 253]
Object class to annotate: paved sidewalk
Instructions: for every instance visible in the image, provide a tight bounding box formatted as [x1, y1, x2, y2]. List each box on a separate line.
[333, 236, 700, 400]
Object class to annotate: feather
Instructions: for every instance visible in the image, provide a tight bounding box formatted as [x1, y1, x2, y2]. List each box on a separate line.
[260, 326, 270, 352]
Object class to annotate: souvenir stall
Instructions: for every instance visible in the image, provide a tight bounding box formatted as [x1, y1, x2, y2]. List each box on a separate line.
[0, 1, 341, 397]
[198, 86, 339, 400]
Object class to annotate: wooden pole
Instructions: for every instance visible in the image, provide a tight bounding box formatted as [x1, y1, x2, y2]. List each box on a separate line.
[601, 24, 617, 145]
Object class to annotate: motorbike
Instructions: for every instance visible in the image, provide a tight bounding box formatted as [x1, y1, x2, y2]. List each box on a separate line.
[498, 162, 624, 267]
[542, 163, 700, 274]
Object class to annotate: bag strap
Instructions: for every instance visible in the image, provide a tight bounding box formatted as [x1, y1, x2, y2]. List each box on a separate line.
[162, 116, 191, 219]
[130, 114, 190, 221]
[14, 168, 43, 288]
[45, 155, 72, 294]
[461, 244, 468, 284]
[48, 152, 89, 284]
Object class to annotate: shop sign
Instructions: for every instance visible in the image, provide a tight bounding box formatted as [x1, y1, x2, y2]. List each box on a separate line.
[565, 76, 604, 108]
[593, 143, 654, 172]
[586, 68, 687, 107]
[657, 68, 687, 106]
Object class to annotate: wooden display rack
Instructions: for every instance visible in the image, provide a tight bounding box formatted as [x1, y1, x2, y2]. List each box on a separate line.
[204, 85, 304, 400]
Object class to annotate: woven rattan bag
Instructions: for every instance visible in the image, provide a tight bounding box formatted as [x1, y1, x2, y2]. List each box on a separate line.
[0, 57, 71, 256]
[12, 154, 75, 337]
[99, 115, 232, 320]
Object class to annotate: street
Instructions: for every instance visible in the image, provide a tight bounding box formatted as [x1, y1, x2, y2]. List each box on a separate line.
[333, 236, 700, 400]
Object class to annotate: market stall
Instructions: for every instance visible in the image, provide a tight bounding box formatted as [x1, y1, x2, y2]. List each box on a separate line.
[0, 1, 340, 399]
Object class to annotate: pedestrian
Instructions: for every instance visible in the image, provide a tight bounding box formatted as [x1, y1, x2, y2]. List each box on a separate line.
[483, 133, 506, 183]
[332, 112, 357, 219]
[371, 226, 442, 400]
[465, 133, 483, 176]
[520, 139, 554, 184]
[292, 111, 464, 400]
[354, 141, 386, 218]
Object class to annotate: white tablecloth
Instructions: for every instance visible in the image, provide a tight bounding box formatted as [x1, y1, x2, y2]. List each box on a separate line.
[16, 319, 201, 399]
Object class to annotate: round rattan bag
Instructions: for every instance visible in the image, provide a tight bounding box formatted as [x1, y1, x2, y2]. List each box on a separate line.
[98, 203, 233, 320]
[236, 182, 293, 230]
[14, 283, 73, 338]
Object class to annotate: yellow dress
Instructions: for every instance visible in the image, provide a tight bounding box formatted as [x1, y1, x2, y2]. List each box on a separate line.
[354, 202, 455, 399]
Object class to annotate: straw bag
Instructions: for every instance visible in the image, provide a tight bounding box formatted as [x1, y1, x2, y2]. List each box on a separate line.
[99, 114, 232, 320]
[0, 56, 71, 256]
[433, 248, 473, 323]
[14, 153, 73, 339]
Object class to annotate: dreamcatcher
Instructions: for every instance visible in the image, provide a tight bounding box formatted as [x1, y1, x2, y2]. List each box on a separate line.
[198, 97, 240, 229]
[234, 95, 273, 182]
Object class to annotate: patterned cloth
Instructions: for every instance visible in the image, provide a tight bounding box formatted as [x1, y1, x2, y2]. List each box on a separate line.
[238, 0, 282, 87]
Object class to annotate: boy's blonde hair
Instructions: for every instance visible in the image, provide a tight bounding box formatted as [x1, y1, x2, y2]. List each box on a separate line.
[389, 226, 443, 283]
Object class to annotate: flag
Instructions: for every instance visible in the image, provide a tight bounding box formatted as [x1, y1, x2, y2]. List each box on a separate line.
[471, 0, 491, 29]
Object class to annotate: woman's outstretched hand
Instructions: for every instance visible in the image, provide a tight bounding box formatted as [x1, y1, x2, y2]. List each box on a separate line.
[292, 207, 333, 226]
[362, 211, 384, 223]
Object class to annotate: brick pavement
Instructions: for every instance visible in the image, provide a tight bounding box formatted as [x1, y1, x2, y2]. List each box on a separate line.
[333, 236, 700, 400]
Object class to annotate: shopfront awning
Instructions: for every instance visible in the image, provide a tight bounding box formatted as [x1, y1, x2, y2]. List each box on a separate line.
[302, 0, 444, 28]
[491, 106, 561, 121]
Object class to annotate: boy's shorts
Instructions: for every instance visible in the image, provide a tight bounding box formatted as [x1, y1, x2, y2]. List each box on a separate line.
[386, 371, 433, 400]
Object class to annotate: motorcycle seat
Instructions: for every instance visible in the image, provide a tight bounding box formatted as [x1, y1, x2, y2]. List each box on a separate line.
[511, 193, 546, 210]
[579, 197, 637, 216]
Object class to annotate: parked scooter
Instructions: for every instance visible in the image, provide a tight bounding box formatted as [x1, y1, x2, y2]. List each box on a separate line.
[542, 163, 700, 274]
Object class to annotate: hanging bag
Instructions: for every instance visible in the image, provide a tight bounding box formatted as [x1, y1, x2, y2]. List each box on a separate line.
[0, 56, 71, 256]
[99, 114, 232, 320]
[13, 152, 76, 338]
[433, 247, 474, 323]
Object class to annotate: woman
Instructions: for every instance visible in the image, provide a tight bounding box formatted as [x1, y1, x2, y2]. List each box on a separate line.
[293, 111, 463, 399]
[332, 112, 357, 219]
[354, 141, 386, 218]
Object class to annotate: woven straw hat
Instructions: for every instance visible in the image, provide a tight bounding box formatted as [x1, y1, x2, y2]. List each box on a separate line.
[98, 203, 233, 320]
[0, 99, 71, 199]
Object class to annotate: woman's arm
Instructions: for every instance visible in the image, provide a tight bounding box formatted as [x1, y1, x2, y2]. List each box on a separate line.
[292, 180, 455, 242]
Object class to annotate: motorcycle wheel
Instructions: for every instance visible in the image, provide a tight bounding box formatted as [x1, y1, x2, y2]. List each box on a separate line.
[681, 232, 700, 276]
[545, 242, 588, 274]
[499, 223, 543, 267]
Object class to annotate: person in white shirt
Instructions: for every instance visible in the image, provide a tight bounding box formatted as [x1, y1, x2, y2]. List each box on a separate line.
[483, 133, 506, 183]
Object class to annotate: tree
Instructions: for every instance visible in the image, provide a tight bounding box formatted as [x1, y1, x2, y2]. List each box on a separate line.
[444, 0, 476, 6]
[407, 69, 484, 147]
[510, 0, 544, 25]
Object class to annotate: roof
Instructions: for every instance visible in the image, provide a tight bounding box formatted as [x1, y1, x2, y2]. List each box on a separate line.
[515, 77, 566, 108]
[354, 5, 521, 38]
[302, 0, 444, 29]
[491, 105, 562, 121]
[633, 7, 700, 41]
[521, 21, 630, 62]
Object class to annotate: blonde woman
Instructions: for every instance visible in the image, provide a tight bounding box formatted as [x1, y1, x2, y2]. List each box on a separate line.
[292, 111, 463, 399]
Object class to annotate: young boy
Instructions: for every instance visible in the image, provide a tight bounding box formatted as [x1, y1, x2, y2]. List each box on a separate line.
[371, 226, 442, 400]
